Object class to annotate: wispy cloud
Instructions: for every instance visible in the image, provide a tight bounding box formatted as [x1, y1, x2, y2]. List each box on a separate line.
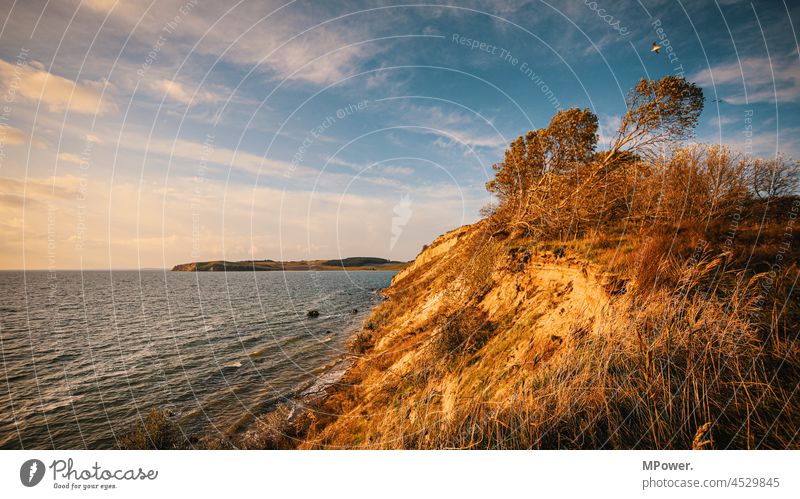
[82, 0, 119, 13]
[692, 56, 800, 104]
[0, 124, 29, 145]
[382, 165, 414, 176]
[147, 79, 223, 107]
[0, 59, 115, 114]
[125, 134, 301, 178]
[56, 152, 83, 165]
[0, 175, 80, 210]
[400, 103, 507, 152]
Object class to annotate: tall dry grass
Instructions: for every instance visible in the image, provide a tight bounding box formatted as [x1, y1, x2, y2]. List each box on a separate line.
[350, 250, 799, 449]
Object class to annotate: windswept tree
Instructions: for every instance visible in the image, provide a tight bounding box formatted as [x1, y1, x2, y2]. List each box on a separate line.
[486, 108, 597, 204]
[605, 76, 704, 164]
[486, 76, 704, 237]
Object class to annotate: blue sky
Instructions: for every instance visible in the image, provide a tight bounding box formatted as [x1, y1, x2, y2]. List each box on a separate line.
[0, 0, 798, 269]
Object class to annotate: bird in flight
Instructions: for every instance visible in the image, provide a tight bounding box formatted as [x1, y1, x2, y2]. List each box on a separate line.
[651, 42, 662, 54]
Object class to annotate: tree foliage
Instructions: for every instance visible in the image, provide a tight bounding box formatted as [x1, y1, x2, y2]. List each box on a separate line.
[484, 76, 709, 238]
[485, 108, 598, 202]
[606, 76, 704, 162]
[750, 156, 800, 199]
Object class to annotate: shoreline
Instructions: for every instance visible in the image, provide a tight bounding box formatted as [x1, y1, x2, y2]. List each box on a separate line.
[232, 286, 390, 444]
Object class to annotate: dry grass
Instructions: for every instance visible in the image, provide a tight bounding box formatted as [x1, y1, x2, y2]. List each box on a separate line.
[320, 253, 799, 449]
[296, 211, 799, 449]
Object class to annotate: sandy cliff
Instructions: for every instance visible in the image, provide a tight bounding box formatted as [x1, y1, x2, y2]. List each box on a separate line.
[289, 214, 798, 450]
[299, 221, 631, 448]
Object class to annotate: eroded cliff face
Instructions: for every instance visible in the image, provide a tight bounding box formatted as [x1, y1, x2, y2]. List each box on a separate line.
[300, 220, 623, 448]
[239, 209, 798, 450]
[171, 262, 199, 272]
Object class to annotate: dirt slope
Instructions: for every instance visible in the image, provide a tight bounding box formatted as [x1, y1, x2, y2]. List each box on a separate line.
[300, 221, 626, 448]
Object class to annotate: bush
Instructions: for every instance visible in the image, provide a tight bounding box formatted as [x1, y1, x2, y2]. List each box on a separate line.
[433, 306, 493, 358]
[352, 329, 374, 354]
[235, 406, 299, 449]
[118, 408, 187, 449]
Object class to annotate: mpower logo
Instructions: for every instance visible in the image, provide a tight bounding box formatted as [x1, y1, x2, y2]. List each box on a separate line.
[20, 459, 45, 487]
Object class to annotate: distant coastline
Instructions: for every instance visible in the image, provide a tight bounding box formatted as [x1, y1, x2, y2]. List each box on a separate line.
[171, 256, 409, 272]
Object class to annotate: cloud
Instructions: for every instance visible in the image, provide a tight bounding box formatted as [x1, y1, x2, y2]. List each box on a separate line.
[0, 59, 115, 114]
[429, 128, 507, 151]
[261, 33, 368, 85]
[0, 175, 81, 209]
[326, 156, 363, 171]
[148, 79, 222, 106]
[382, 165, 414, 176]
[103, 1, 375, 87]
[0, 174, 482, 269]
[0, 124, 29, 145]
[57, 152, 83, 165]
[0, 124, 47, 148]
[117, 132, 303, 178]
[82, 0, 119, 12]
[692, 56, 800, 104]
[707, 114, 738, 129]
[400, 104, 507, 152]
[597, 114, 621, 149]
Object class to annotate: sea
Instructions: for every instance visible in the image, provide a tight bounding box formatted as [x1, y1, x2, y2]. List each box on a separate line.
[0, 269, 396, 449]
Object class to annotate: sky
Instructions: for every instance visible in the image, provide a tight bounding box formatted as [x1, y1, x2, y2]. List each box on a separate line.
[0, 0, 798, 270]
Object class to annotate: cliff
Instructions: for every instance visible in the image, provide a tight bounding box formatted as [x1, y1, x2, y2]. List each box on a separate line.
[286, 215, 799, 449]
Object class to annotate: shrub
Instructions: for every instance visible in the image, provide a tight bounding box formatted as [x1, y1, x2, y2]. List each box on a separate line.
[236, 406, 299, 449]
[118, 408, 187, 449]
[433, 306, 493, 358]
[352, 329, 374, 354]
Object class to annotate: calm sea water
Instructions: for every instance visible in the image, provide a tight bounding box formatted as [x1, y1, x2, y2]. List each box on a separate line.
[0, 270, 396, 449]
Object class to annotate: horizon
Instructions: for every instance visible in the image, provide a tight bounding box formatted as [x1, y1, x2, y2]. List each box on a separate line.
[1, 254, 411, 271]
[1, 0, 799, 270]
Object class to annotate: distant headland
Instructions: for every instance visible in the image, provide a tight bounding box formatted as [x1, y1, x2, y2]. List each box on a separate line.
[171, 257, 409, 272]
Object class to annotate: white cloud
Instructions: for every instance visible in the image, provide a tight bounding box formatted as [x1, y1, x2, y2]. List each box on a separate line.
[429, 127, 507, 151]
[692, 56, 800, 104]
[0, 59, 115, 114]
[0, 124, 29, 145]
[597, 114, 621, 149]
[82, 0, 120, 13]
[91, 1, 375, 87]
[0, 174, 482, 269]
[707, 114, 738, 129]
[382, 165, 414, 176]
[148, 79, 222, 106]
[117, 132, 303, 178]
[325, 156, 362, 170]
[57, 152, 82, 164]
[400, 104, 506, 152]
